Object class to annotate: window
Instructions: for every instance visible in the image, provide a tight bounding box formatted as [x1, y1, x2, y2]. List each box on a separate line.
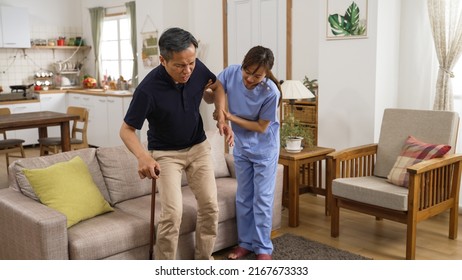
[100, 15, 133, 83]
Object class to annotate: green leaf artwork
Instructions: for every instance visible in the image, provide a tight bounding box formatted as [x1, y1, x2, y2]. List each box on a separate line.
[328, 1, 366, 36]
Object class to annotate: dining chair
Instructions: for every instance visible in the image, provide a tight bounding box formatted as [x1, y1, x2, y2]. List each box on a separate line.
[326, 108, 461, 259]
[0, 108, 26, 173]
[38, 106, 89, 156]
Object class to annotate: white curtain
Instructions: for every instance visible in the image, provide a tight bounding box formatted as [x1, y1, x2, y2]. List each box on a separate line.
[428, 0, 462, 111]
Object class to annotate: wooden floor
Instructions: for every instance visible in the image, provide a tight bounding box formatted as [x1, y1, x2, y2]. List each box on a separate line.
[275, 193, 462, 260]
[2, 147, 462, 260]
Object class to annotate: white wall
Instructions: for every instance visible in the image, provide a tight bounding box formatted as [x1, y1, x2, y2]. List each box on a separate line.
[291, 0, 319, 81]
[374, 0, 401, 140]
[397, 0, 436, 110]
[189, 0, 225, 131]
[318, 0, 381, 150]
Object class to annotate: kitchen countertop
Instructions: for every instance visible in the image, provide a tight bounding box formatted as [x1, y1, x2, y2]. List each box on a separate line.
[34, 88, 133, 97]
[0, 93, 40, 105]
[65, 89, 133, 97]
[0, 89, 133, 105]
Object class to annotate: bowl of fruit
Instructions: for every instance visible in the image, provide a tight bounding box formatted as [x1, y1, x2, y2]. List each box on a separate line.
[83, 75, 97, 89]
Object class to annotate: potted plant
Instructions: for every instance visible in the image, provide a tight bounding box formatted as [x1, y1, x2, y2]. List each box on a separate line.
[302, 76, 318, 97]
[280, 116, 314, 152]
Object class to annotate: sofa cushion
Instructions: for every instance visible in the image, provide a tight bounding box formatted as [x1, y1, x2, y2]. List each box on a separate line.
[115, 178, 238, 237]
[67, 209, 149, 259]
[23, 156, 114, 228]
[387, 135, 451, 187]
[12, 148, 111, 203]
[205, 129, 230, 178]
[333, 176, 409, 211]
[114, 188, 198, 235]
[97, 145, 151, 205]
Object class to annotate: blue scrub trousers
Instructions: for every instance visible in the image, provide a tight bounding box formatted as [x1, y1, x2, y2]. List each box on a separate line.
[234, 151, 279, 255]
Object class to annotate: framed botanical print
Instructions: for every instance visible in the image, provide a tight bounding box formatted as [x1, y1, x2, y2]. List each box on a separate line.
[326, 0, 368, 40]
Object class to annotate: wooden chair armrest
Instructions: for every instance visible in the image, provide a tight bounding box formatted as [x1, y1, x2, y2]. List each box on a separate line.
[327, 144, 378, 181]
[407, 154, 462, 174]
[406, 153, 462, 212]
[327, 143, 378, 161]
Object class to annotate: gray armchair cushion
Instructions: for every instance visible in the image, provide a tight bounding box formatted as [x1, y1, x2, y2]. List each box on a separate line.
[332, 176, 409, 211]
[374, 108, 459, 178]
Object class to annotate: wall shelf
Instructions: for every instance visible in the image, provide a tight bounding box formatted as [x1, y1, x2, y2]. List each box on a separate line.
[31, 46, 91, 51]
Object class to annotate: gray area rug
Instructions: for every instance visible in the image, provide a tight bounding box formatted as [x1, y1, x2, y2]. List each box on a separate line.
[240, 233, 371, 260]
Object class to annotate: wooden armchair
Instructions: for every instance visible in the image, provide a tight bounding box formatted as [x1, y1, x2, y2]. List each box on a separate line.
[326, 108, 461, 259]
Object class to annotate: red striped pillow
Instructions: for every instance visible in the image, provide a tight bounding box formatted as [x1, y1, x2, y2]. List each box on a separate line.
[387, 136, 451, 187]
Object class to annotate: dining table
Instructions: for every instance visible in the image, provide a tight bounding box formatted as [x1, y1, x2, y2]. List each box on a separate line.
[0, 111, 80, 152]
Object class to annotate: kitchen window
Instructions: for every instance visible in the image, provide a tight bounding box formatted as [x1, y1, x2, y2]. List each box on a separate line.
[100, 15, 133, 83]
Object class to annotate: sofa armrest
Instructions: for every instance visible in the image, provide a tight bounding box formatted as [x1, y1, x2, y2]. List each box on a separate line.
[272, 164, 284, 231]
[0, 188, 69, 259]
[224, 153, 236, 178]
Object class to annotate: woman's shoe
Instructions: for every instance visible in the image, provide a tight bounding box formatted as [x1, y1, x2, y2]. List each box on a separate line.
[227, 246, 252, 260]
[256, 254, 272, 260]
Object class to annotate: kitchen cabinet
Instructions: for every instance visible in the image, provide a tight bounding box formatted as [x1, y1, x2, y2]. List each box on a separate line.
[39, 92, 67, 137]
[0, 102, 41, 145]
[67, 92, 132, 147]
[68, 93, 104, 147]
[0, 6, 31, 48]
[67, 93, 86, 107]
[87, 95, 108, 147]
[107, 96, 129, 147]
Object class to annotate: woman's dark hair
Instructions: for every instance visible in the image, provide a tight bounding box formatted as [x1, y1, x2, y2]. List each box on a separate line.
[242, 46, 282, 106]
[158, 27, 199, 61]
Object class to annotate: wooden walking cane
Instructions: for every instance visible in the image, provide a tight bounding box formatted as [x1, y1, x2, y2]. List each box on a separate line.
[149, 169, 160, 260]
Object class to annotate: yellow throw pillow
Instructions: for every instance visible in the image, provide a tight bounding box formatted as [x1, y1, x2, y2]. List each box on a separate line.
[23, 156, 113, 228]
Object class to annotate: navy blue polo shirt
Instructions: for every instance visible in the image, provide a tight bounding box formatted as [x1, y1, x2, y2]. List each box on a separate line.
[124, 58, 216, 150]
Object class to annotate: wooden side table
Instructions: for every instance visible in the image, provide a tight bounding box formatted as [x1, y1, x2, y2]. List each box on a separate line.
[278, 146, 335, 227]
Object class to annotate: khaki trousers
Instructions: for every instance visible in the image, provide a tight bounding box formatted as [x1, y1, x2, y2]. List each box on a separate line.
[151, 140, 218, 260]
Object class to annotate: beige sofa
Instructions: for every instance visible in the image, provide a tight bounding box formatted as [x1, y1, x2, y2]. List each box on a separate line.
[0, 130, 283, 260]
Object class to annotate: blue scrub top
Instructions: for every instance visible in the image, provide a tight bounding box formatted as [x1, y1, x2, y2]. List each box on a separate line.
[218, 64, 280, 157]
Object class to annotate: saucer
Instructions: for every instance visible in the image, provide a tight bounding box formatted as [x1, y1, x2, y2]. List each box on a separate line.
[285, 148, 302, 153]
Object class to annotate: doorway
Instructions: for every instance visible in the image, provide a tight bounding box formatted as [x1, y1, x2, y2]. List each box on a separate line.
[222, 0, 292, 79]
